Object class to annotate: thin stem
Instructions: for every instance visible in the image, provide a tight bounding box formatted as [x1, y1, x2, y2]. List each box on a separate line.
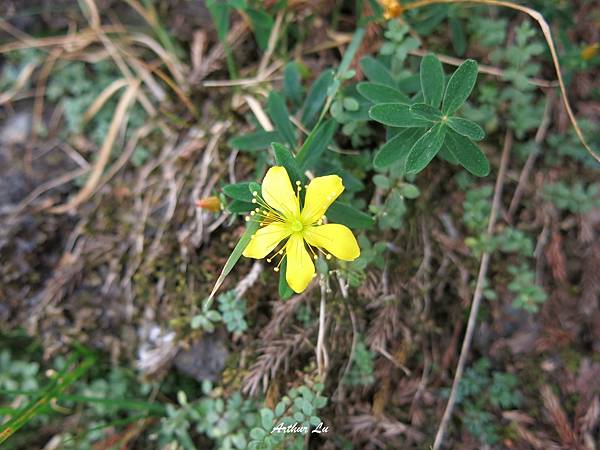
[316, 276, 329, 380]
[432, 130, 513, 449]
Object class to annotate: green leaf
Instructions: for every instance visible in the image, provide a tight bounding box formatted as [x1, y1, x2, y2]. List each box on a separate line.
[398, 184, 420, 199]
[229, 130, 281, 151]
[0, 352, 95, 445]
[248, 182, 261, 195]
[444, 129, 490, 176]
[250, 427, 267, 440]
[206, 219, 260, 306]
[301, 69, 334, 128]
[228, 200, 255, 213]
[360, 56, 396, 87]
[278, 258, 294, 300]
[337, 28, 366, 76]
[446, 116, 485, 141]
[438, 145, 459, 164]
[283, 62, 303, 107]
[275, 401, 286, 417]
[442, 59, 478, 114]
[309, 415, 321, 426]
[295, 119, 338, 171]
[223, 182, 253, 202]
[373, 174, 390, 189]
[420, 54, 445, 108]
[315, 256, 329, 274]
[206, 0, 230, 42]
[356, 82, 408, 103]
[397, 74, 421, 94]
[327, 201, 374, 229]
[450, 16, 467, 56]
[302, 400, 313, 416]
[369, 103, 431, 127]
[405, 123, 447, 174]
[409, 103, 443, 122]
[373, 128, 424, 169]
[267, 91, 296, 148]
[343, 97, 359, 111]
[246, 9, 273, 50]
[272, 142, 304, 184]
[260, 408, 275, 429]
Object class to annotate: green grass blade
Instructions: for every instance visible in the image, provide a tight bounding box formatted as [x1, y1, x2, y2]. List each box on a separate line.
[0, 354, 95, 445]
[205, 219, 260, 308]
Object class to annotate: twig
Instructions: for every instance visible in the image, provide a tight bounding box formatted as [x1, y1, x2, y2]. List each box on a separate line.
[408, 48, 557, 88]
[316, 276, 330, 380]
[243, 95, 274, 131]
[234, 261, 263, 300]
[507, 91, 554, 221]
[257, 10, 284, 78]
[333, 274, 357, 401]
[432, 130, 513, 450]
[48, 81, 140, 213]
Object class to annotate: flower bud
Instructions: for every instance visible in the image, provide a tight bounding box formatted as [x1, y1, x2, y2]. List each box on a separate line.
[196, 196, 221, 212]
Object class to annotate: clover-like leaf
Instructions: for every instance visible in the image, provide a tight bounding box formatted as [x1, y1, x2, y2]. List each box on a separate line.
[447, 116, 485, 141]
[420, 53, 445, 108]
[357, 82, 408, 103]
[410, 103, 443, 122]
[373, 127, 424, 169]
[442, 59, 478, 115]
[444, 129, 490, 176]
[405, 123, 447, 174]
[369, 103, 431, 127]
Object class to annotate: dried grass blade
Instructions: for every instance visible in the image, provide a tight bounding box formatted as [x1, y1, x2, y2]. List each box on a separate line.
[82, 78, 129, 124]
[49, 81, 140, 214]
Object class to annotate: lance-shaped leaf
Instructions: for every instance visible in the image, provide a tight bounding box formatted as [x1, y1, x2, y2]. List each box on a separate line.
[229, 130, 281, 151]
[326, 201, 375, 229]
[295, 119, 338, 171]
[405, 123, 447, 174]
[278, 258, 294, 300]
[206, 219, 261, 306]
[420, 54, 445, 108]
[301, 69, 334, 128]
[442, 59, 478, 115]
[373, 127, 424, 169]
[360, 56, 396, 87]
[357, 82, 408, 103]
[369, 103, 431, 127]
[228, 200, 255, 213]
[444, 129, 490, 177]
[438, 145, 459, 164]
[267, 91, 296, 148]
[447, 116, 485, 141]
[223, 182, 253, 202]
[284, 62, 303, 107]
[272, 142, 304, 185]
[410, 103, 443, 122]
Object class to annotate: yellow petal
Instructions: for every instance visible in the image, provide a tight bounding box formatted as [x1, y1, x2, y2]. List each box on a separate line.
[301, 175, 344, 224]
[304, 224, 360, 261]
[243, 223, 290, 259]
[285, 233, 315, 293]
[261, 166, 299, 219]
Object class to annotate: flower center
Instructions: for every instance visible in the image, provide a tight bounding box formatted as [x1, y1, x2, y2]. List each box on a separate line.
[290, 219, 304, 233]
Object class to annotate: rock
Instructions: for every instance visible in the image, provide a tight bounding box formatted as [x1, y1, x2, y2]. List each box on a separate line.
[174, 331, 228, 382]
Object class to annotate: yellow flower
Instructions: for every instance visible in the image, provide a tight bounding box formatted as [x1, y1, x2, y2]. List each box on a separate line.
[581, 43, 599, 61]
[242, 166, 360, 293]
[379, 0, 404, 19]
